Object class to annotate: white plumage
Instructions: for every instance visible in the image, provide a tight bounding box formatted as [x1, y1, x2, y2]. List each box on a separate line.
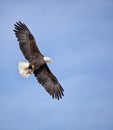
[18, 61, 33, 78]
[43, 56, 53, 63]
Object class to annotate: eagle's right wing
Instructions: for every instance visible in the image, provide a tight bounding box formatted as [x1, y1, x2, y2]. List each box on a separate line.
[13, 21, 42, 61]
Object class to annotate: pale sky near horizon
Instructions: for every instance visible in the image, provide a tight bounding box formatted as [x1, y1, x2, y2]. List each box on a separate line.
[0, 0, 113, 130]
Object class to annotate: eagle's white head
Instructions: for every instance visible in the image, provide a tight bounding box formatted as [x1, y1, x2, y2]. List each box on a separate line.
[43, 56, 53, 63]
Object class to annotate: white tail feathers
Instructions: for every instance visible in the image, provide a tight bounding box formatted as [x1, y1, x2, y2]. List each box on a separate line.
[18, 61, 33, 78]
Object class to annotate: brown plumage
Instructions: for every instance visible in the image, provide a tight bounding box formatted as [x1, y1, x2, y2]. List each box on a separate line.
[13, 21, 64, 99]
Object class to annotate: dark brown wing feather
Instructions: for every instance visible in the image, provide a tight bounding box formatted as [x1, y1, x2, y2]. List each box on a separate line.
[34, 64, 64, 100]
[13, 21, 42, 61]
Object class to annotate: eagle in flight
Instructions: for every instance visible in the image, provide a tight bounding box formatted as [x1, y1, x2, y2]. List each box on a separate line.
[13, 21, 64, 100]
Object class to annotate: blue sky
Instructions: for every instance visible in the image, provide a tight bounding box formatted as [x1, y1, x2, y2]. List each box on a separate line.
[0, 0, 113, 130]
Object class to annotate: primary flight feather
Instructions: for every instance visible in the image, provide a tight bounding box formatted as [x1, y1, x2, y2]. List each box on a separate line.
[13, 21, 64, 100]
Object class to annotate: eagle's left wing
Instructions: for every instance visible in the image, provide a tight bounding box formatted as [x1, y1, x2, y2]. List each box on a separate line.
[34, 64, 64, 100]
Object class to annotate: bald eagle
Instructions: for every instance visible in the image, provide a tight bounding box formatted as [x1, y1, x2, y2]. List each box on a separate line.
[13, 21, 64, 100]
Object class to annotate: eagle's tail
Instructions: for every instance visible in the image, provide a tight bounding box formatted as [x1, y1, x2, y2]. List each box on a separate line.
[18, 61, 33, 78]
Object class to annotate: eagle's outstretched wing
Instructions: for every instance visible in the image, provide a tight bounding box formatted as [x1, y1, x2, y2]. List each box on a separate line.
[13, 21, 42, 61]
[34, 64, 64, 99]
[14, 21, 64, 99]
